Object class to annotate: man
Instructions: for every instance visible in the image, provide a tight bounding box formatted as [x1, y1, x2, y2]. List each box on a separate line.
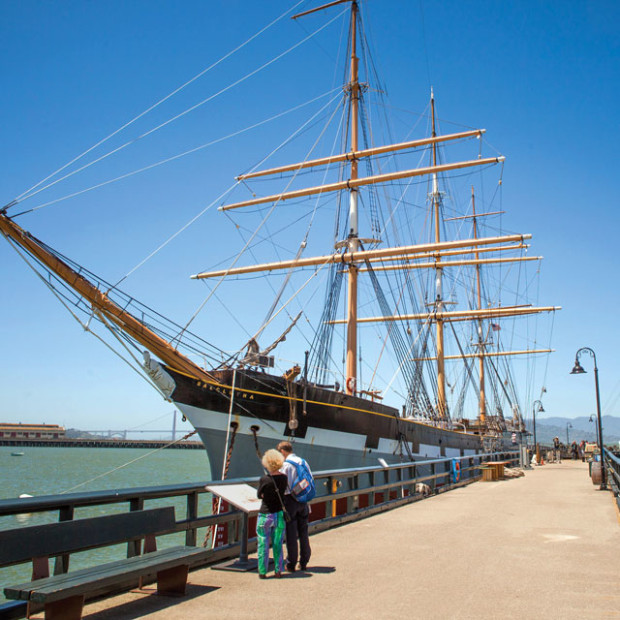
[277, 440, 311, 572]
[553, 436, 561, 463]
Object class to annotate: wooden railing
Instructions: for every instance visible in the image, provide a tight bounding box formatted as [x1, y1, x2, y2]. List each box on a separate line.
[605, 449, 620, 509]
[0, 451, 518, 616]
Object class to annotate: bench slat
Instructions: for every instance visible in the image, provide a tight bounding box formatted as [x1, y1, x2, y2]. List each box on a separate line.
[5, 546, 209, 604]
[0, 507, 176, 566]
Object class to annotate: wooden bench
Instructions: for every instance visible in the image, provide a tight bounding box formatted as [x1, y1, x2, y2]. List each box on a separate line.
[480, 461, 510, 481]
[479, 465, 496, 482]
[488, 461, 510, 480]
[1, 506, 209, 620]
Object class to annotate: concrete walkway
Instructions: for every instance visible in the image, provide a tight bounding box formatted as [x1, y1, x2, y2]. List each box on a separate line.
[80, 461, 620, 620]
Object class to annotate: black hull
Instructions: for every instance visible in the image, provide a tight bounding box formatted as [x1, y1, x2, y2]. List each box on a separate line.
[165, 366, 484, 479]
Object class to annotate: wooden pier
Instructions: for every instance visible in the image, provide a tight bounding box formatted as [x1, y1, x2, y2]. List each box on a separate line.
[79, 460, 620, 619]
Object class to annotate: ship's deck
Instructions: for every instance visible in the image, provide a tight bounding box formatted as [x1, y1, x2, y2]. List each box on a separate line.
[78, 460, 620, 619]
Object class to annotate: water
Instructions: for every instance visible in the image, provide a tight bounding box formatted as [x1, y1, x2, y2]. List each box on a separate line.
[0, 446, 213, 603]
[0, 446, 211, 500]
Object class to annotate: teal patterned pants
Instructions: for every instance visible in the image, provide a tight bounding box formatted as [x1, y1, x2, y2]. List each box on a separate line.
[256, 511, 285, 575]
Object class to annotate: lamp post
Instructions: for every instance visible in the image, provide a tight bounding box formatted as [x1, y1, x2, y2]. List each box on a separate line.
[566, 422, 572, 447]
[589, 414, 598, 439]
[570, 347, 606, 489]
[532, 400, 544, 460]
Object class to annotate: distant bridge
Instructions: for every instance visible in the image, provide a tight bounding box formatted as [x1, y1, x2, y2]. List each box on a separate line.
[82, 411, 188, 441]
[82, 430, 190, 440]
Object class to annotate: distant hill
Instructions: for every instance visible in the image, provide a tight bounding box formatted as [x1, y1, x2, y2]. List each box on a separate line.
[529, 415, 620, 446]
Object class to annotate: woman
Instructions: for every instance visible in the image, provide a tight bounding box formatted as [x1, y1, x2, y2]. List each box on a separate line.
[256, 449, 288, 579]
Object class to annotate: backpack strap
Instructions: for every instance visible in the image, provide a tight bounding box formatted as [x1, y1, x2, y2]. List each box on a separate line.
[285, 457, 303, 489]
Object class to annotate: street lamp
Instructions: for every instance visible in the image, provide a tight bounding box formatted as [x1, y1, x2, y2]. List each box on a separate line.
[566, 422, 572, 447]
[570, 347, 606, 489]
[532, 400, 544, 457]
[589, 414, 598, 438]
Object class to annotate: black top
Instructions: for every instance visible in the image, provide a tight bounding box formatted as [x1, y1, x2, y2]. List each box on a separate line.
[257, 473, 288, 514]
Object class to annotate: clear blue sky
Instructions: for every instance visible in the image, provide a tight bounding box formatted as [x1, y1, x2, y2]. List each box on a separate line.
[1, 0, 619, 436]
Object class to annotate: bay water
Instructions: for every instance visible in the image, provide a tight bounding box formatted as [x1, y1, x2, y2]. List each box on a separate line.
[0, 445, 214, 602]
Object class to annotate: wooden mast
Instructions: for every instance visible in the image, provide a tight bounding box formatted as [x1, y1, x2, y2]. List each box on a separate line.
[0, 212, 217, 385]
[290, 0, 360, 395]
[471, 187, 486, 424]
[345, 0, 360, 395]
[430, 90, 447, 419]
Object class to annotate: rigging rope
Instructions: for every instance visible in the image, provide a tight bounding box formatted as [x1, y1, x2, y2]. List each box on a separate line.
[59, 430, 198, 495]
[6, 0, 310, 210]
[173, 90, 344, 343]
[0, 231, 183, 396]
[205, 420, 239, 548]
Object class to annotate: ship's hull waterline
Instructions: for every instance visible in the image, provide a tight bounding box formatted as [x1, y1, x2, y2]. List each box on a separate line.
[166, 366, 483, 480]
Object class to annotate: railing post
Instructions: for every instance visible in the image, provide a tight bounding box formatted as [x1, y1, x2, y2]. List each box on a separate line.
[186, 491, 198, 546]
[53, 505, 74, 575]
[347, 474, 359, 514]
[383, 466, 389, 500]
[329, 476, 338, 517]
[232, 513, 241, 544]
[128, 498, 144, 557]
[369, 471, 376, 507]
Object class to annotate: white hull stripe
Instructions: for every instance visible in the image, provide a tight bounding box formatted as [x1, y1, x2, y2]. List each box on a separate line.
[177, 402, 416, 455]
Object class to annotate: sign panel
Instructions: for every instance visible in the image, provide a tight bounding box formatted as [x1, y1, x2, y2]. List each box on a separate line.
[205, 483, 262, 514]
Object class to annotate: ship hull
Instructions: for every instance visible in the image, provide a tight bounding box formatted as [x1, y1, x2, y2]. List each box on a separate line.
[166, 366, 484, 479]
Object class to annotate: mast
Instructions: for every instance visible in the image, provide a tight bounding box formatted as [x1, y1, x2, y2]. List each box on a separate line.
[0, 212, 217, 385]
[430, 90, 447, 419]
[471, 187, 486, 424]
[345, 0, 360, 395]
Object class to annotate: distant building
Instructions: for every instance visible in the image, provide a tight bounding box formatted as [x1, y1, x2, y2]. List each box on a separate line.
[0, 423, 66, 440]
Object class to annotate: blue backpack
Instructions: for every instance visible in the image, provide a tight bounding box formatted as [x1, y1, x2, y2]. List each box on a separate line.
[287, 457, 316, 502]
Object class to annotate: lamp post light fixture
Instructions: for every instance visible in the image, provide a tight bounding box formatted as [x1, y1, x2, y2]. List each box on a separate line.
[589, 414, 598, 438]
[570, 347, 606, 489]
[532, 400, 544, 457]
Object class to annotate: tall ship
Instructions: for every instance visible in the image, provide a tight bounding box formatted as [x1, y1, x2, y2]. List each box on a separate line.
[0, 1, 558, 479]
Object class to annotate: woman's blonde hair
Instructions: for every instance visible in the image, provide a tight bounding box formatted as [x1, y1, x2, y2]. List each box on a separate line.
[262, 448, 284, 472]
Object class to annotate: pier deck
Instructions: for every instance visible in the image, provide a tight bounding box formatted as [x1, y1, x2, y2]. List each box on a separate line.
[77, 461, 620, 619]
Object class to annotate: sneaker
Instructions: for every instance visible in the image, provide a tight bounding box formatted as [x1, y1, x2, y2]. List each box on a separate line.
[286, 563, 296, 573]
[300, 564, 307, 571]
[258, 574, 266, 579]
[274, 572, 282, 578]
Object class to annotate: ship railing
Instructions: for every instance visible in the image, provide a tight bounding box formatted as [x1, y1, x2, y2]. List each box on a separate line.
[0, 451, 518, 612]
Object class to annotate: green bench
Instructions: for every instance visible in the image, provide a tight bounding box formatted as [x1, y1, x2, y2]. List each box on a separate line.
[1, 506, 209, 620]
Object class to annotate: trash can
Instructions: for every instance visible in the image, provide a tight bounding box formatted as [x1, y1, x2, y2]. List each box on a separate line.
[591, 461, 602, 485]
